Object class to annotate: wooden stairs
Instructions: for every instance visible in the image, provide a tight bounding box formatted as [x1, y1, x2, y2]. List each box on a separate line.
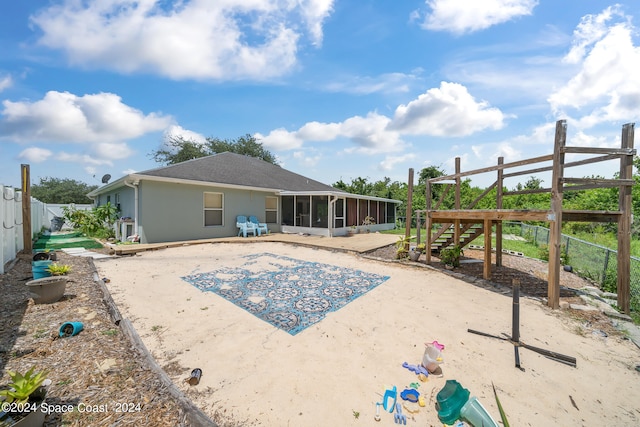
[430, 222, 484, 253]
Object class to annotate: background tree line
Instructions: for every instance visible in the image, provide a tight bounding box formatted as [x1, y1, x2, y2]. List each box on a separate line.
[28, 135, 640, 238]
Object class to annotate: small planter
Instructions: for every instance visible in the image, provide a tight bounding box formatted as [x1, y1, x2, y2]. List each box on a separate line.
[26, 276, 67, 304]
[1, 402, 46, 427]
[0, 371, 50, 427]
[409, 250, 421, 262]
[31, 261, 53, 280]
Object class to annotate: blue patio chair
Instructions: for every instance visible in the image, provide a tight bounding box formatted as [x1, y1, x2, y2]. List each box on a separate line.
[236, 215, 258, 237]
[249, 215, 268, 235]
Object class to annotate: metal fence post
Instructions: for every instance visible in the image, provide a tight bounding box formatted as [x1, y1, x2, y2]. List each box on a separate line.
[602, 249, 610, 287]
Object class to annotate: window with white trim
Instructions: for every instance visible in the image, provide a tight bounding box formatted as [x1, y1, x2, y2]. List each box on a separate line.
[204, 192, 223, 226]
[265, 196, 278, 223]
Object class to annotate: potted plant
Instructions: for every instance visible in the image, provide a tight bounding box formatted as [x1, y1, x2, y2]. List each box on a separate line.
[409, 248, 421, 262]
[26, 272, 68, 304]
[362, 216, 376, 233]
[440, 245, 463, 269]
[0, 367, 50, 427]
[31, 250, 56, 262]
[395, 235, 415, 259]
[45, 263, 71, 276]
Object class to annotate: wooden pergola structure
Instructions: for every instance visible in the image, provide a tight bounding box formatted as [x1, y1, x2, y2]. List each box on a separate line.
[418, 120, 635, 313]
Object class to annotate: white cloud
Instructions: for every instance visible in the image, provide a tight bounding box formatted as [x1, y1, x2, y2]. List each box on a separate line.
[548, 7, 640, 127]
[293, 150, 321, 167]
[420, 0, 538, 34]
[259, 114, 403, 154]
[56, 152, 113, 166]
[340, 113, 401, 152]
[389, 82, 506, 136]
[300, 0, 334, 46]
[470, 141, 522, 165]
[569, 131, 615, 148]
[0, 91, 172, 143]
[324, 72, 419, 95]
[18, 147, 52, 163]
[256, 127, 305, 150]
[297, 121, 342, 141]
[92, 142, 135, 160]
[0, 75, 12, 92]
[163, 125, 207, 145]
[564, 5, 623, 64]
[30, 0, 335, 81]
[379, 153, 416, 172]
[258, 82, 505, 155]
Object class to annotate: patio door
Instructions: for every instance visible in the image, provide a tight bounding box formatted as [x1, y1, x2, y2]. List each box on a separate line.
[334, 197, 345, 228]
[296, 197, 310, 227]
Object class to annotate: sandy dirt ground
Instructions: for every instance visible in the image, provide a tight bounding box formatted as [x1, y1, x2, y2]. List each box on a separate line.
[94, 242, 640, 426]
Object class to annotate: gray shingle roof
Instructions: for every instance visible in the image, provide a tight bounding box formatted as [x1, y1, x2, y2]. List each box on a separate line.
[137, 152, 344, 192]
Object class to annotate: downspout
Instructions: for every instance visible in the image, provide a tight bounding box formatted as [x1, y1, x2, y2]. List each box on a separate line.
[123, 179, 140, 237]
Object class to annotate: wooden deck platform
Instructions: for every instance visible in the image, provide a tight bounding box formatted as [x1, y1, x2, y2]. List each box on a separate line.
[108, 232, 399, 256]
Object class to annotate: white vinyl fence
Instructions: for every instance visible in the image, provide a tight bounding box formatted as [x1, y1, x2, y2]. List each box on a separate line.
[0, 184, 49, 274]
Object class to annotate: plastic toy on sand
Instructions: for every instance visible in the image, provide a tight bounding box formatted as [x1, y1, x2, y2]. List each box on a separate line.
[402, 361, 429, 376]
[422, 343, 444, 373]
[382, 386, 397, 413]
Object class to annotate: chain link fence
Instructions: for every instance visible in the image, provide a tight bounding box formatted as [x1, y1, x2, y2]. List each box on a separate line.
[504, 222, 639, 311]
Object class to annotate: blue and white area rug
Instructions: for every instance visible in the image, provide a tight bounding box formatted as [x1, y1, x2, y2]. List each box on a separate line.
[181, 253, 389, 335]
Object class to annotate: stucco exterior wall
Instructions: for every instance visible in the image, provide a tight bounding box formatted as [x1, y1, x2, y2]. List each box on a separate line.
[137, 181, 280, 243]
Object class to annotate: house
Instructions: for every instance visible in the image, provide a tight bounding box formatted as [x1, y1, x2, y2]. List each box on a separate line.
[87, 152, 401, 244]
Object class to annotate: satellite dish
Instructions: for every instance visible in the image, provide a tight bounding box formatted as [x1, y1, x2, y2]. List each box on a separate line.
[101, 174, 111, 184]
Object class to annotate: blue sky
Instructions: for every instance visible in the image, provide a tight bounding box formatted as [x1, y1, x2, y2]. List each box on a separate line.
[1, 0, 638, 190]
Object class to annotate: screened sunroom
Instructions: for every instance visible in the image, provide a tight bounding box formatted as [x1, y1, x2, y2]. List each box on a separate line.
[278, 191, 400, 237]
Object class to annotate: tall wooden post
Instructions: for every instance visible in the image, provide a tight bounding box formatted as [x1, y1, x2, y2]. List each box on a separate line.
[483, 218, 492, 279]
[21, 164, 32, 254]
[496, 157, 504, 267]
[617, 123, 634, 314]
[405, 168, 414, 251]
[548, 120, 566, 309]
[426, 180, 432, 264]
[454, 157, 461, 246]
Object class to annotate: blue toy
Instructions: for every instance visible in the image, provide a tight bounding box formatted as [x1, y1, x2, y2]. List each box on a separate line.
[381, 385, 397, 413]
[394, 403, 407, 425]
[402, 361, 429, 376]
[400, 388, 420, 403]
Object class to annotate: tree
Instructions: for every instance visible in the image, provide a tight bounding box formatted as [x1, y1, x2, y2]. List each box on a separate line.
[150, 134, 278, 165]
[150, 136, 209, 165]
[30, 178, 97, 204]
[207, 134, 278, 164]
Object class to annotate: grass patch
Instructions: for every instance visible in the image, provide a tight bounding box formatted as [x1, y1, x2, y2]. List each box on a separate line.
[34, 232, 104, 250]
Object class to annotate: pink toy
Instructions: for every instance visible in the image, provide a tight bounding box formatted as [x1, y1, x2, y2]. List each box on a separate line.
[427, 340, 445, 351]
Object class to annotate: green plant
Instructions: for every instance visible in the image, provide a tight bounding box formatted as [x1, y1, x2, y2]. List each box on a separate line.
[538, 244, 569, 265]
[33, 329, 48, 339]
[440, 245, 463, 267]
[62, 202, 119, 238]
[492, 382, 510, 427]
[416, 243, 426, 254]
[45, 263, 71, 276]
[0, 367, 48, 405]
[395, 235, 415, 259]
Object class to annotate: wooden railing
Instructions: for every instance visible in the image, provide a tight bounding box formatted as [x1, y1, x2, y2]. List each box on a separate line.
[415, 120, 635, 313]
